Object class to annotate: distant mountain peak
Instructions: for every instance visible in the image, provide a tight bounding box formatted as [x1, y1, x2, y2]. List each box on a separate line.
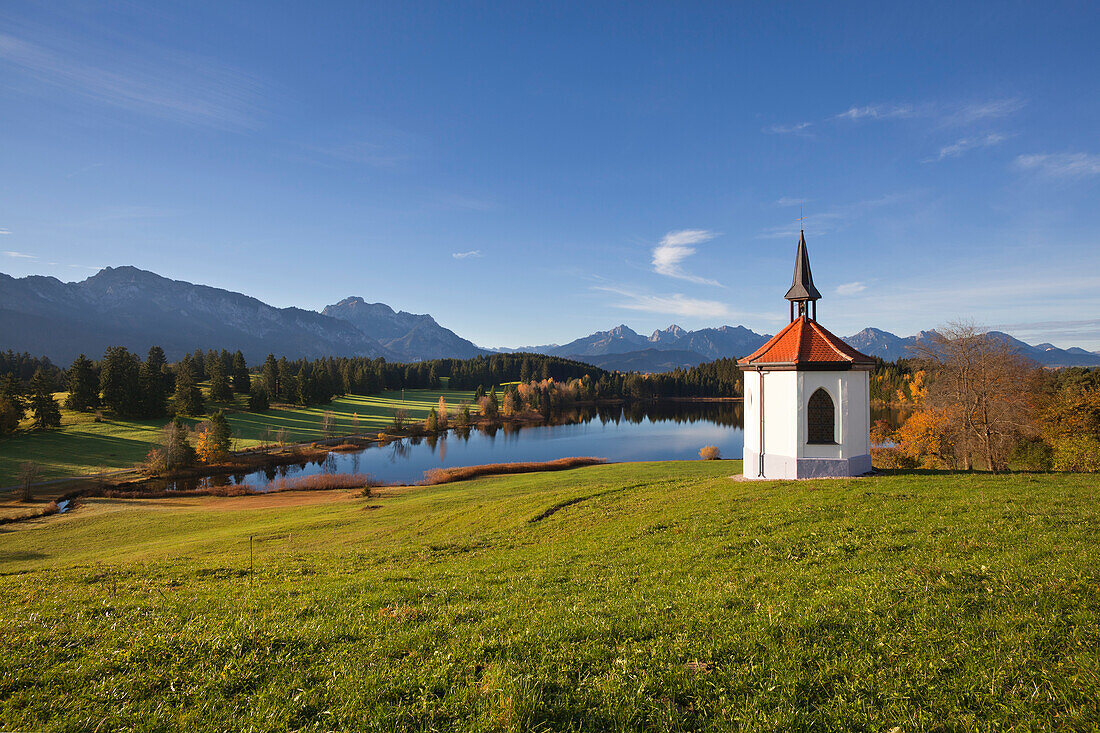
[323, 295, 482, 360]
[650, 324, 688, 341]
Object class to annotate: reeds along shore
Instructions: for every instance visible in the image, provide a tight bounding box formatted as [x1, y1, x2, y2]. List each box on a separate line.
[421, 457, 606, 485]
[0, 500, 60, 525]
[69, 473, 379, 500]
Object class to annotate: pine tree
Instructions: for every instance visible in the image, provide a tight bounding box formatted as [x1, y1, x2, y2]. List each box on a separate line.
[173, 363, 205, 416]
[261, 354, 279, 400]
[232, 351, 250, 393]
[28, 368, 62, 429]
[0, 396, 21, 436]
[99, 346, 141, 417]
[208, 357, 233, 403]
[277, 358, 294, 402]
[248, 385, 270, 412]
[138, 347, 170, 418]
[191, 349, 206, 380]
[0, 373, 28, 430]
[209, 409, 233, 455]
[65, 354, 99, 411]
[294, 365, 309, 405]
[204, 350, 219, 383]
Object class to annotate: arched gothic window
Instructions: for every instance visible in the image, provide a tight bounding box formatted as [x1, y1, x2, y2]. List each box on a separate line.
[807, 388, 835, 444]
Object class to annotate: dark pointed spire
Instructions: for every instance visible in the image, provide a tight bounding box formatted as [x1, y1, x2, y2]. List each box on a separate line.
[784, 230, 821, 321]
[784, 230, 821, 302]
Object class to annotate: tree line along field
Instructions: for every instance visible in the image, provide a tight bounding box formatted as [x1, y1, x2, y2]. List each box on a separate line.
[0, 387, 477, 487]
[0, 461, 1096, 730]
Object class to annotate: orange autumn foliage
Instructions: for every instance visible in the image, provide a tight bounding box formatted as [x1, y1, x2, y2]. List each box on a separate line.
[893, 407, 956, 469]
[195, 426, 223, 464]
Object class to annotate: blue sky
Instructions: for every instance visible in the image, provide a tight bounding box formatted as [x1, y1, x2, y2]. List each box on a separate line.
[2, 2, 1099, 349]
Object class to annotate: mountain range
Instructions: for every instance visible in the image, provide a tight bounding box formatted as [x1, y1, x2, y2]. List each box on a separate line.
[843, 327, 1100, 369]
[0, 267, 474, 364]
[2, 267, 1098, 370]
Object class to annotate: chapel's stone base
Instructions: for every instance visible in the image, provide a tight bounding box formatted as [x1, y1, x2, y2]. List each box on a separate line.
[741, 452, 872, 480]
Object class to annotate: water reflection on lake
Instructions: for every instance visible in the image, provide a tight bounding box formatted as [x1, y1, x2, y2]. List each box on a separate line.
[176, 401, 746, 489]
[159, 401, 907, 490]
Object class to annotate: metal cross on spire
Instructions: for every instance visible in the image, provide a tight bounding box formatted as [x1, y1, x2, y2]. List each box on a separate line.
[798, 205, 806, 231]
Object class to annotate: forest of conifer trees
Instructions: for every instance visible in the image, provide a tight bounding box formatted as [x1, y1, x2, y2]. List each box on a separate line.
[0, 346, 747, 432]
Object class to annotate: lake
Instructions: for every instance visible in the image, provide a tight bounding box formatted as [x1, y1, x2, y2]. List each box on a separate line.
[173, 401, 746, 489]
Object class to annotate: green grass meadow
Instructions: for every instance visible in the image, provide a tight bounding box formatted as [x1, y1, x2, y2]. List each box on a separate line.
[0, 388, 476, 486]
[1, 461, 1097, 730]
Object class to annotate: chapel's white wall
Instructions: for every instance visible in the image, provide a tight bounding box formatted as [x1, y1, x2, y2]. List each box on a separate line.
[762, 370, 798, 458]
[843, 370, 871, 457]
[743, 372, 760, 455]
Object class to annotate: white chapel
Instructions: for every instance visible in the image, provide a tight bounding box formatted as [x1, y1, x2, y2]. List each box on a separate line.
[739, 230, 875, 479]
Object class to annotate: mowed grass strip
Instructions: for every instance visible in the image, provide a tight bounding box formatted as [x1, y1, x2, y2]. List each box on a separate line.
[1, 461, 1098, 730]
[0, 388, 477, 486]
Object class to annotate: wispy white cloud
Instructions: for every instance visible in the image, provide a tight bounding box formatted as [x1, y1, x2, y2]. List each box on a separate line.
[946, 98, 1026, 125]
[835, 103, 917, 121]
[0, 228, 11, 235]
[776, 197, 809, 206]
[3, 250, 34, 259]
[1014, 153, 1100, 179]
[452, 250, 483, 259]
[594, 286, 733, 319]
[836, 282, 867, 296]
[926, 132, 1011, 162]
[593, 284, 784, 323]
[835, 97, 1024, 127]
[652, 229, 722, 286]
[0, 31, 265, 129]
[764, 121, 813, 136]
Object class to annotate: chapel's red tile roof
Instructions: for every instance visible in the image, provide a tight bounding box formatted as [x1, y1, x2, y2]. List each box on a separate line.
[738, 316, 876, 368]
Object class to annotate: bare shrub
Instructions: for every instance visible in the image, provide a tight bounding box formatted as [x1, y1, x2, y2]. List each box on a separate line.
[913, 322, 1036, 471]
[392, 409, 408, 431]
[16, 461, 40, 502]
[321, 411, 336, 439]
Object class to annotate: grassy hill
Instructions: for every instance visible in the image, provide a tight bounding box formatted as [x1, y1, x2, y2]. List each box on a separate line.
[1, 462, 1097, 729]
[0, 388, 476, 486]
